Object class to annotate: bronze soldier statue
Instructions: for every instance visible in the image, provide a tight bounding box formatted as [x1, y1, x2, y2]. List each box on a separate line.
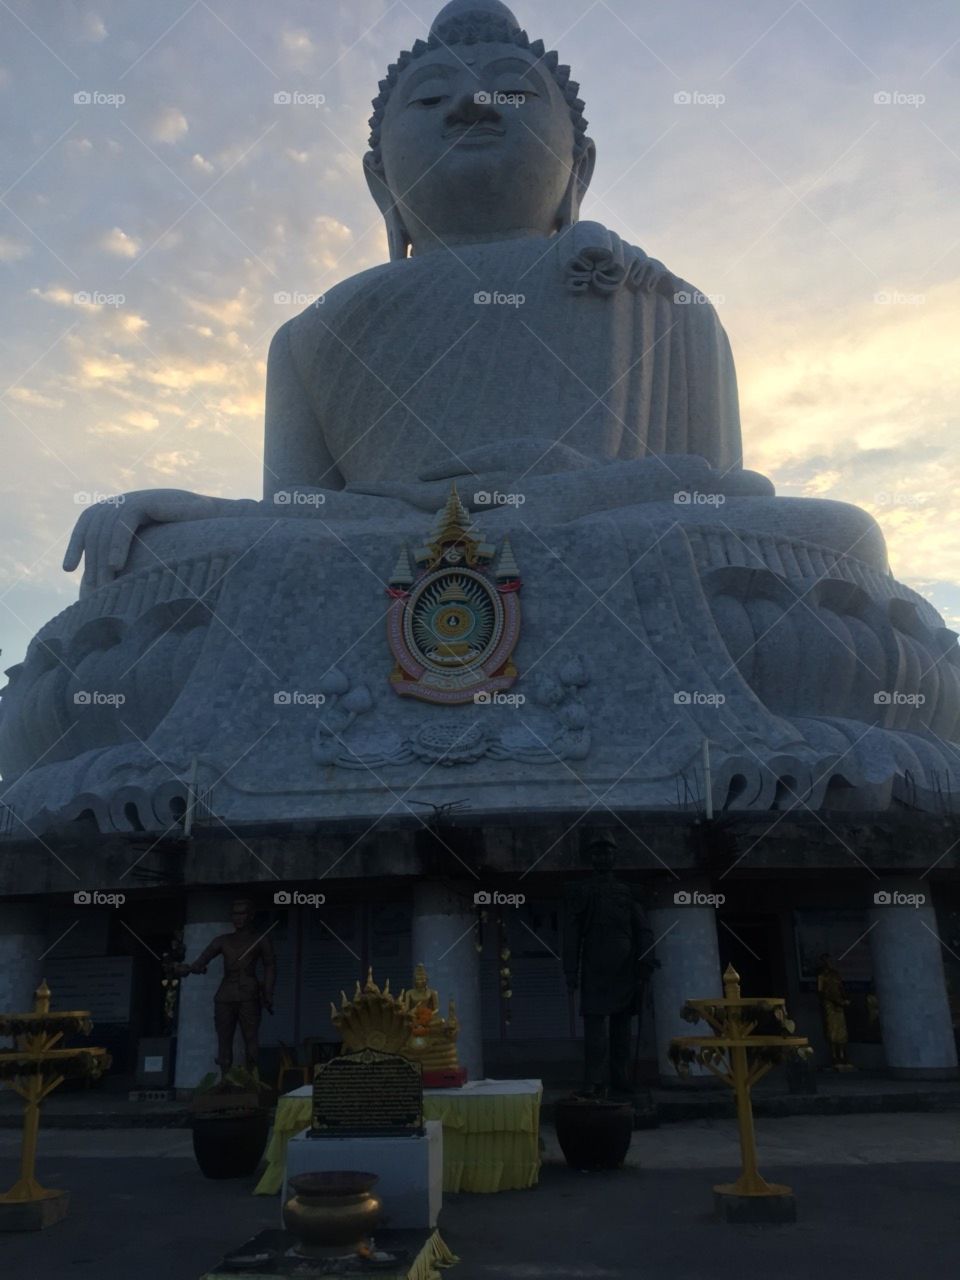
[564, 837, 655, 1096]
[175, 898, 276, 1074]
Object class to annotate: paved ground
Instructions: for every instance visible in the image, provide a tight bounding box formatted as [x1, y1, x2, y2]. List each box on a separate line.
[0, 1117, 957, 1279]
[4, 1074, 959, 1127]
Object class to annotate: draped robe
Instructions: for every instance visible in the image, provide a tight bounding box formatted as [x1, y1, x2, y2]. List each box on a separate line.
[266, 221, 743, 498]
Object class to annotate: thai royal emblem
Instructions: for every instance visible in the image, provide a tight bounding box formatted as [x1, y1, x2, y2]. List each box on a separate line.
[386, 485, 522, 705]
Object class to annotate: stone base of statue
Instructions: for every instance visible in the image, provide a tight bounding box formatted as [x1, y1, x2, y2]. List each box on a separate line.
[0, 1189, 70, 1232]
[284, 1124, 443, 1231]
[714, 1185, 797, 1224]
[4, 465, 958, 833]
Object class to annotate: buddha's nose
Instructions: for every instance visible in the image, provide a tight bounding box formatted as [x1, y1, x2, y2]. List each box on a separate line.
[445, 89, 503, 128]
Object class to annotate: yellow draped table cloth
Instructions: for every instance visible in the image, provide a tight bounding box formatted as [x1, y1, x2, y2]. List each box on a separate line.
[255, 1079, 542, 1196]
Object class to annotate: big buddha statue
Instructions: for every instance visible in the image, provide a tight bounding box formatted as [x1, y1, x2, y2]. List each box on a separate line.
[2, 0, 958, 831]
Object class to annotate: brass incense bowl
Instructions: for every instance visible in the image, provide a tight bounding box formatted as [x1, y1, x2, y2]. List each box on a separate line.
[282, 1171, 383, 1258]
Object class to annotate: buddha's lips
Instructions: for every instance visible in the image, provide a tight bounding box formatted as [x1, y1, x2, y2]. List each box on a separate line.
[443, 126, 506, 141]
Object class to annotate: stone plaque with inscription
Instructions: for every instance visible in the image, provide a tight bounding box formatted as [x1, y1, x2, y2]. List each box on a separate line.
[312, 1048, 423, 1135]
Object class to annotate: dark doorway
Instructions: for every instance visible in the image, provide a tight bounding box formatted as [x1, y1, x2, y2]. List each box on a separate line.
[716, 913, 787, 997]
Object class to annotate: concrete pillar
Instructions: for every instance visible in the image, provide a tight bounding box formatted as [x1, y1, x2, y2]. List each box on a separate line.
[868, 880, 958, 1079]
[175, 891, 233, 1090]
[0, 904, 45, 1027]
[649, 881, 723, 1085]
[410, 881, 483, 1080]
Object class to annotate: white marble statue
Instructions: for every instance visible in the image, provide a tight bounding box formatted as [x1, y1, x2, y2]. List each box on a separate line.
[2, 0, 958, 831]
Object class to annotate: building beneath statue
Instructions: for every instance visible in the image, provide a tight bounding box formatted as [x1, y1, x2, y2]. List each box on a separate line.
[0, 802, 957, 1091]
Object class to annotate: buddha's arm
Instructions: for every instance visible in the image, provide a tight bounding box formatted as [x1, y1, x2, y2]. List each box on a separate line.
[262, 319, 345, 499]
[679, 300, 744, 473]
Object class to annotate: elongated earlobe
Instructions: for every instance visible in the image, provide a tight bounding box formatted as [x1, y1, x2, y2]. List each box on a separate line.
[364, 152, 412, 261]
[557, 140, 597, 233]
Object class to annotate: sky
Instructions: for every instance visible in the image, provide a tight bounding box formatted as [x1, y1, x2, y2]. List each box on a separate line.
[1, 0, 959, 678]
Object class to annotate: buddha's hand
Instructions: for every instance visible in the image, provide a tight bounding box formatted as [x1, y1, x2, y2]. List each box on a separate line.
[420, 439, 597, 483]
[63, 489, 234, 591]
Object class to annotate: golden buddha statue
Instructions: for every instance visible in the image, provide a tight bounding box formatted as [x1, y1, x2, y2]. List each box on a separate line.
[399, 964, 466, 1084]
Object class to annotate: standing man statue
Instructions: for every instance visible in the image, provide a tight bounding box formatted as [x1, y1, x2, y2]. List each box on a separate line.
[564, 837, 656, 1096]
[174, 899, 276, 1075]
[816, 953, 856, 1072]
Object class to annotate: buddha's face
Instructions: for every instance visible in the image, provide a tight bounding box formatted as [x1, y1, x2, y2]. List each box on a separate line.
[378, 42, 583, 244]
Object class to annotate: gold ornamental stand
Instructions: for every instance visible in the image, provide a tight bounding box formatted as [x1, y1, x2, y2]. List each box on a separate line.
[669, 965, 813, 1222]
[0, 981, 110, 1230]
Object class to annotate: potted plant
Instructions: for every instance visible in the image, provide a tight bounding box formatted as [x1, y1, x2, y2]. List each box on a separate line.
[190, 1067, 272, 1179]
[554, 1092, 634, 1171]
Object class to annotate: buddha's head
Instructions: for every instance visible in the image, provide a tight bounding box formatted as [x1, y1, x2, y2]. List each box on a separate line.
[365, 0, 596, 258]
[414, 963, 429, 989]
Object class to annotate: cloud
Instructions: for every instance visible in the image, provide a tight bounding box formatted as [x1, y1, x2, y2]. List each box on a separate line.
[143, 360, 231, 390]
[6, 387, 65, 410]
[99, 227, 140, 258]
[148, 449, 200, 476]
[78, 354, 134, 385]
[0, 234, 30, 262]
[124, 410, 160, 430]
[31, 286, 83, 308]
[151, 107, 189, 144]
[191, 153, 215, 174]
[185, 287, 258, 331]
[281, 30, 314, 57]
[90, 409, 161, 435]
[117, 313, 150, 335]
[81, 11, 107, 42]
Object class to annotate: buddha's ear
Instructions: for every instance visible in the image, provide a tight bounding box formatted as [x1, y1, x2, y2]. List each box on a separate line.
[363, 151, 412, 261]
[557, 138, 597, 232]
